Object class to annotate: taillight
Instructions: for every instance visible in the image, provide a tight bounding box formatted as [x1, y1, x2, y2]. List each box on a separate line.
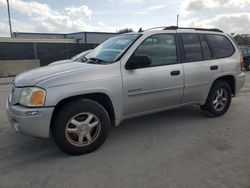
[240, 54, 244, 71]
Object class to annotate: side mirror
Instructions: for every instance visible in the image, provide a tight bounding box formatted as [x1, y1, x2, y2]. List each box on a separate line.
[126, 55, 151, 69]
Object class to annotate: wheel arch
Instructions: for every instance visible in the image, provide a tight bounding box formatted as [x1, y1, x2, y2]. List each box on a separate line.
[212, 75, 236, 96]
[50, 92, 116, 130]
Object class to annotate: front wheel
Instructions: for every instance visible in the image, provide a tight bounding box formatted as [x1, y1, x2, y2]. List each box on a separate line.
[52, 99, 111, 155]
[201, 81, 232, 117]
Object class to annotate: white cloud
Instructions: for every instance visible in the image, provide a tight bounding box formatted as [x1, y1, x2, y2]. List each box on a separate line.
[133, 4, 166, 15]
[0, 19, 38, 37]
[96, 21, 116, 31]
[109, 0, 144, 3]
[145, 5, 166, 11]
[0, 21, 9, 37]
[0, 0, 115, 35]
[133, 11, 148, 15]
[65, 6, 92, 20]
[123, 0, 144, 3]
[180, 0, 250, 15]
[180, 12, 250, 34]
[93, 11, 114, 15]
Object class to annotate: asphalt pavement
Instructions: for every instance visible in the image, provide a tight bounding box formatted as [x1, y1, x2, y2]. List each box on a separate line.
[0, 72, 250, 188]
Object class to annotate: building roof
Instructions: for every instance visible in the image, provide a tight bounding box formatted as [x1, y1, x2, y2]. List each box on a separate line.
[13, 31, 117, 36]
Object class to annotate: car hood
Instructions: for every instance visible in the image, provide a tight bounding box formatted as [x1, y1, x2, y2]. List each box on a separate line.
[14, 62, 108, 87]
[49, 59, 74, 66]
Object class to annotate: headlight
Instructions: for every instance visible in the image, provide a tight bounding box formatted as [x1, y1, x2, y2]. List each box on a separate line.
[19, 87, 46, 107]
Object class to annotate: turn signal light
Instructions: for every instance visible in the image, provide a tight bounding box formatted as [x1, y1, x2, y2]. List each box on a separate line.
[30, 90, 45, 106]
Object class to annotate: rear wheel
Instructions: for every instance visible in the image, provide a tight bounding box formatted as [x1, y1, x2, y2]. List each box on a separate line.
[200, 81, 232, 117]
[52, 99, 111, 155]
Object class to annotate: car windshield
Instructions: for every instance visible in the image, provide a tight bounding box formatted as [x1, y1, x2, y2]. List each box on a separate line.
[72, 50, 93, 61]
[86, 34, 141, 64]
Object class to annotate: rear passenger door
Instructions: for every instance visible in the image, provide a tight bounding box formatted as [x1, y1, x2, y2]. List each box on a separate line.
[180, 33, 222, 103]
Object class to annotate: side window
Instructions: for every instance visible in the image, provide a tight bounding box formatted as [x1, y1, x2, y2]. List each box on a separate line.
[206, 34, 235, 58]
[181, 33, 203, 62]
[199, 34, 212, 60]
[133, 34, 177, 67]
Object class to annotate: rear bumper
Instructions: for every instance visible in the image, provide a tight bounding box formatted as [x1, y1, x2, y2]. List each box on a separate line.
[6, 101, 54, 138]
[235, 72, 245, 96]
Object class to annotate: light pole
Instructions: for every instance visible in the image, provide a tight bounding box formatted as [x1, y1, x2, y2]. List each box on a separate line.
[177, 14, 179, 27]
[7, 0, 13, 37]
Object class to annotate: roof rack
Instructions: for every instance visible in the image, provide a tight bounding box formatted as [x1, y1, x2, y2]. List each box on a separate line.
[163, 26, 223, 33]
[138, 26, 168, 32]
[138, 26, 223, 33]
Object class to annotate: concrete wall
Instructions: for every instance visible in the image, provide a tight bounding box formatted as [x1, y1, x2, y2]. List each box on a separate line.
[0, 59, 40, 77]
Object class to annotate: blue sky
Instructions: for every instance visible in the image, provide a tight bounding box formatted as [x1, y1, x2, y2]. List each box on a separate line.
[0, 0, 250, 36]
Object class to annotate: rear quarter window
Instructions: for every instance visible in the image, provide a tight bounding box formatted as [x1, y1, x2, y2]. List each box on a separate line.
[206, 34, 235, 58]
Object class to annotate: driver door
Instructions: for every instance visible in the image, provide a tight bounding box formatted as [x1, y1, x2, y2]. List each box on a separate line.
[121, 33, 184, 116]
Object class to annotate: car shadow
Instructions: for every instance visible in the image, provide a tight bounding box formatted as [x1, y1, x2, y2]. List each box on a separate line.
[0, 104, 213, 167]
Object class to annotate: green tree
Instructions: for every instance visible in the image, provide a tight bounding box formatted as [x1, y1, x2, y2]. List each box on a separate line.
[232, 34, 250, 45]
[118, 28, 133, 33]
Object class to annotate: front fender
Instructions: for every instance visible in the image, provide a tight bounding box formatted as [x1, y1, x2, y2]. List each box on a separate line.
[42, 79, 124, 121]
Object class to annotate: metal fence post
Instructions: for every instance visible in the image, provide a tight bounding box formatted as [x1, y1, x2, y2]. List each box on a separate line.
[33, 43, 38, 59]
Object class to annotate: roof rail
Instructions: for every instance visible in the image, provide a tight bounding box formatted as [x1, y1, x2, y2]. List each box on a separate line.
[163, 26, 223, 33]
[138, 26, 169, 32]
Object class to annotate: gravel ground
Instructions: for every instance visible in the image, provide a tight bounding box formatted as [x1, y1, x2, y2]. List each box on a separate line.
[0, 72, 250, 188]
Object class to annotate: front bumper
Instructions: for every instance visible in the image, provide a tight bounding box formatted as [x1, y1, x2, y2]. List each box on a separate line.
[6, 101, 54, 138]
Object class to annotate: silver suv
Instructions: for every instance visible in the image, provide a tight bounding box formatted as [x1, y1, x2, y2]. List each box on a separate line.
[6, 27, 245, 155]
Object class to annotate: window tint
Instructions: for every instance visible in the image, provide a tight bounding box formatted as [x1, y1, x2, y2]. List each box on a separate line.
[181, 34, 203, 62]
[199, 34, 212, 60]
[206, 34, 235, 58]
[133, 34, 177, 67]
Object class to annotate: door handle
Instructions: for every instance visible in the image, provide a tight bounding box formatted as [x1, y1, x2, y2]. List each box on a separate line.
[170, 70, 180, 76]
[210, 65, 219, 70]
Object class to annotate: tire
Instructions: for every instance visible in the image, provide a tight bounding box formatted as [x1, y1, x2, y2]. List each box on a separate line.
[200, 81, 232, 117]
[52, 99, 111, 155]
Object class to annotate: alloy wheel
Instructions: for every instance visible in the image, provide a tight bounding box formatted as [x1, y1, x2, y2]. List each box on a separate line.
[65, 112, 101, 147]
[212, 88, 228, 112]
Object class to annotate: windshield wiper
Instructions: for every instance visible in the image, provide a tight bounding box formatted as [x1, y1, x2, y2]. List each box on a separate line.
[88, 58, 109, 64]
[79, 57, 88, 62]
